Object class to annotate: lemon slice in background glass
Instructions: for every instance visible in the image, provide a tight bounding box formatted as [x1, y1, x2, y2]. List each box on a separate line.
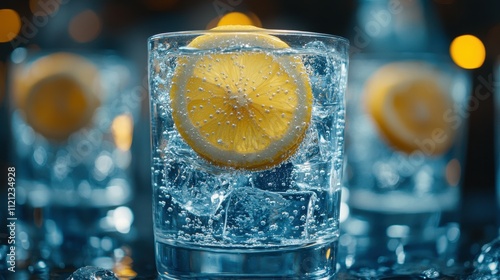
[170, 25, 313, 170]
[15, 53, 100, 141]
[364, 61, 455, 155]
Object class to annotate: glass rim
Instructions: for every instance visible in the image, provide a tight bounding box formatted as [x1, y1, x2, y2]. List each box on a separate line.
[148, 28, 349, 46]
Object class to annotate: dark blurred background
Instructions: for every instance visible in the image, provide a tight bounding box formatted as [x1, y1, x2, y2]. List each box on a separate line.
[0, 0, 499, 269]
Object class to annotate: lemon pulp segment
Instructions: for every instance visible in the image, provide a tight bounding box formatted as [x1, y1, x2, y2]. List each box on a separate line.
[365, 61, 455, 155]
[170, 25, 313, 170]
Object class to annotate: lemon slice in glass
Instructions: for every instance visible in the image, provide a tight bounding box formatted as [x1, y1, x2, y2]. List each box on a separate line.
[19, 53, 100, 141]
[170, 25, 313, 170]
[365, 61, 455, 155]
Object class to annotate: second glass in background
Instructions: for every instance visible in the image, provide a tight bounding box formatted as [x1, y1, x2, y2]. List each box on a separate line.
[342, 54, 471, 267]
[8, 49, 141, 271]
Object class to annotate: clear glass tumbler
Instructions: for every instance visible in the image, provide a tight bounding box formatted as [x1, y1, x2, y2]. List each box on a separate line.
[148, 27, 349, 279]
[342, 53, 471, 265]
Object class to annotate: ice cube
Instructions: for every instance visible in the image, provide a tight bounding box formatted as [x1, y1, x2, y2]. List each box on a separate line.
[163, 155, 233, 216]
[291, 161, 333, 190]
[66, 266, 118, 280]
[250, 163, 293, 192]
[292, 126, 321, 164]
[213, 188, 317, 244]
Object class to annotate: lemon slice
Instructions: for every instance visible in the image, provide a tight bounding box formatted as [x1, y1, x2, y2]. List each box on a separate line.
[170, 25, 313, 170]
[15, 53, 100, 140]
[365, 61, 455, 155]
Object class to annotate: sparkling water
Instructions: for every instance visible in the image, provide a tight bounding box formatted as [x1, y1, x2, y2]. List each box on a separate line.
[149, 34, 348, 279]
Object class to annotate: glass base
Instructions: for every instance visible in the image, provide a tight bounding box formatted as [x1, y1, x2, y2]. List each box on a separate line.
[155, 240, 338, 279]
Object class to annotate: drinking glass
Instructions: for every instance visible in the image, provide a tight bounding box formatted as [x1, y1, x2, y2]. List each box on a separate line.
[8, 49, 141, 270]
[342, 53, 470, 265]
[148, 28, 349, 279]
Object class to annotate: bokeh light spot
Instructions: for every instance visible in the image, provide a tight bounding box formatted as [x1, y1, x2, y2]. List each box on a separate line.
[0, 9, 22, 43]
[450, 34, 486, 69]
[111, 114, 134, 151]
[69, 10, 101, 43]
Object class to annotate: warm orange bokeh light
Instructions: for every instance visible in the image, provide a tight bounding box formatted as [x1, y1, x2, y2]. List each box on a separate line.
[0, 9, 21, 43]
[69, 10, 102, 43]
[111, 114, 134, 151]
[450, 34, 486, 69]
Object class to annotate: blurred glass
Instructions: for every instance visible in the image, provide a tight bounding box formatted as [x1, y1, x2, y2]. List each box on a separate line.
[8, 49, 141, 270]
[341, 53, 471, 268]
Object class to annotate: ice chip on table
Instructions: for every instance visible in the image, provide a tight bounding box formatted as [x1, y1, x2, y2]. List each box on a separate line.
[163, 154, 233, 216]
[66, 266, 118, 280]
[473, 237, 500, 276]
[212, 187, 317, 244]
